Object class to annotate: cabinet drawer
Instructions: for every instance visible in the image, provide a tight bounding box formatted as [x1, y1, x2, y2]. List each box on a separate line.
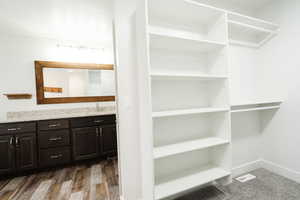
[70, 115, 116, 128]
[38, 120, 69, 131]
[39, 147, 71, 167]
[38, 130, 70, 149]
[0, 122, 36, 135]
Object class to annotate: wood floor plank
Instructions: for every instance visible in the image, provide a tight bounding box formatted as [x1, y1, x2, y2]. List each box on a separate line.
[0, 179, 10, 191]
[12, 174, 37, 200]
[57, 180, 72, 200]
[45, 168, 67, 200]
[95, 183, 108, 200]
[69, 191, 83, 200]
[1, 176, 25, 191]
[72, 166, 85, 193]
[0, 159, 119, 200]
[19, 171, 53, 200]
[0, 176, 26, 200]
[82, 165, 91, 200]
[0, 190, 14, 200]
[30, 179, 53, 200]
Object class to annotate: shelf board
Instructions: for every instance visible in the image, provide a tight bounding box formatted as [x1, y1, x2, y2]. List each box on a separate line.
[228, 20, 276, 34]
[228, 11, 279, 31]
[151, 73, 228, 80]
[155, 166, 230, 199]
[149, 26, 226, 53]
[231, 100, 283, 107]
[231, 106, 281, 113]
[152, 108, 230, 118]
[154, 137, 229, 159]
[229, 39, 259, 48]
[228, 20, 277, 48]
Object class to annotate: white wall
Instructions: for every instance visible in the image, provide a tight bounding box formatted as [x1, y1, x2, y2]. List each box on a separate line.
[0, 34, 115, 121]
[255, 0, 300, 181]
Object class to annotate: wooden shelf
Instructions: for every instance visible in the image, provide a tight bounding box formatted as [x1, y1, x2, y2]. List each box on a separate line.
[154, 137, 229, 159]
[151, 73, 228, 80]
[155, 166, 230, 200]
[152, 108, 230, 118]
[3, 93, 32, 100]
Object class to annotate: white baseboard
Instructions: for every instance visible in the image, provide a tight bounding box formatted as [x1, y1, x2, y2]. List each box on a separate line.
[120, 196, 125, 200]
[232, 160, 263, 178]
[232, 159, 300, 184]
[261, 159, 300, 183]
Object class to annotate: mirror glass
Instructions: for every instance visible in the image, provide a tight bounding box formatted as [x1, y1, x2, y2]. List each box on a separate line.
[43, 68, 116, 98]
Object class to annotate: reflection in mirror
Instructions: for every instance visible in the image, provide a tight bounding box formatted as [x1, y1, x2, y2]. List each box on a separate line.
[43, 68, 116, 98]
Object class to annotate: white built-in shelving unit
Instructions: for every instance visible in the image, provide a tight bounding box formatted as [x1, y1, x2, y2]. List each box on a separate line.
[147, 0, 231, 199]
[136, 0, 281, 199]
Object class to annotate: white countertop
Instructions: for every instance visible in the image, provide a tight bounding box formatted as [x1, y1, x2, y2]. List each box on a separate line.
[1, 106, 116, 123]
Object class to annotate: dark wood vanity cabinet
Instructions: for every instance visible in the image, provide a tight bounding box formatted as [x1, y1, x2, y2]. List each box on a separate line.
[0, 123, 37, 175]
[0, 114, 117, 176]
[72, 127, 100, 161]
[0, 135, 15, 174]
[37, 119, 71, 168]
[15, 133, 37, 171]
[71, 115, 117, 161]
[100, 125, 117, 156]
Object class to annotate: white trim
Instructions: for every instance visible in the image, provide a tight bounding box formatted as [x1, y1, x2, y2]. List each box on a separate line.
[120, 196, 125, 200]
[232, 160, 263, 178]
[232, 159, 300, 184]
[261, 160, 300, 183]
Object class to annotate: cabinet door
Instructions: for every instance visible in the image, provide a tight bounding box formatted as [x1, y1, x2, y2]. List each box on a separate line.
[15, 133, 37, 171]
[100, 125, 117, 156]
[72, 127, 100, 161]
[0, 135, 15, 174]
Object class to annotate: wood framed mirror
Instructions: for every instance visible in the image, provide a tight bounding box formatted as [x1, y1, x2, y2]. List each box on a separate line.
[35, 61, 115, 104]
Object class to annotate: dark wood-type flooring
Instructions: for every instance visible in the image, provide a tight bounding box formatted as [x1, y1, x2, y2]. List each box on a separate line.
[0, 159, 119, 200]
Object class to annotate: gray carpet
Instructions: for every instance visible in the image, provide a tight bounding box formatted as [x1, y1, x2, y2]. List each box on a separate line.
[174, 168, 300, 200]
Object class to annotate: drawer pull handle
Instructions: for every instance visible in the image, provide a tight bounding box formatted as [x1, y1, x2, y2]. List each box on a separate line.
[8, 128, 21, 131]
[10, 137, 14, 145]
[50, 154, 63, 159]
[15, 137, 19, 146]
[48, 124, 60, 128]
[49, 137, 62, 141]
[94, 120, 104, 123]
